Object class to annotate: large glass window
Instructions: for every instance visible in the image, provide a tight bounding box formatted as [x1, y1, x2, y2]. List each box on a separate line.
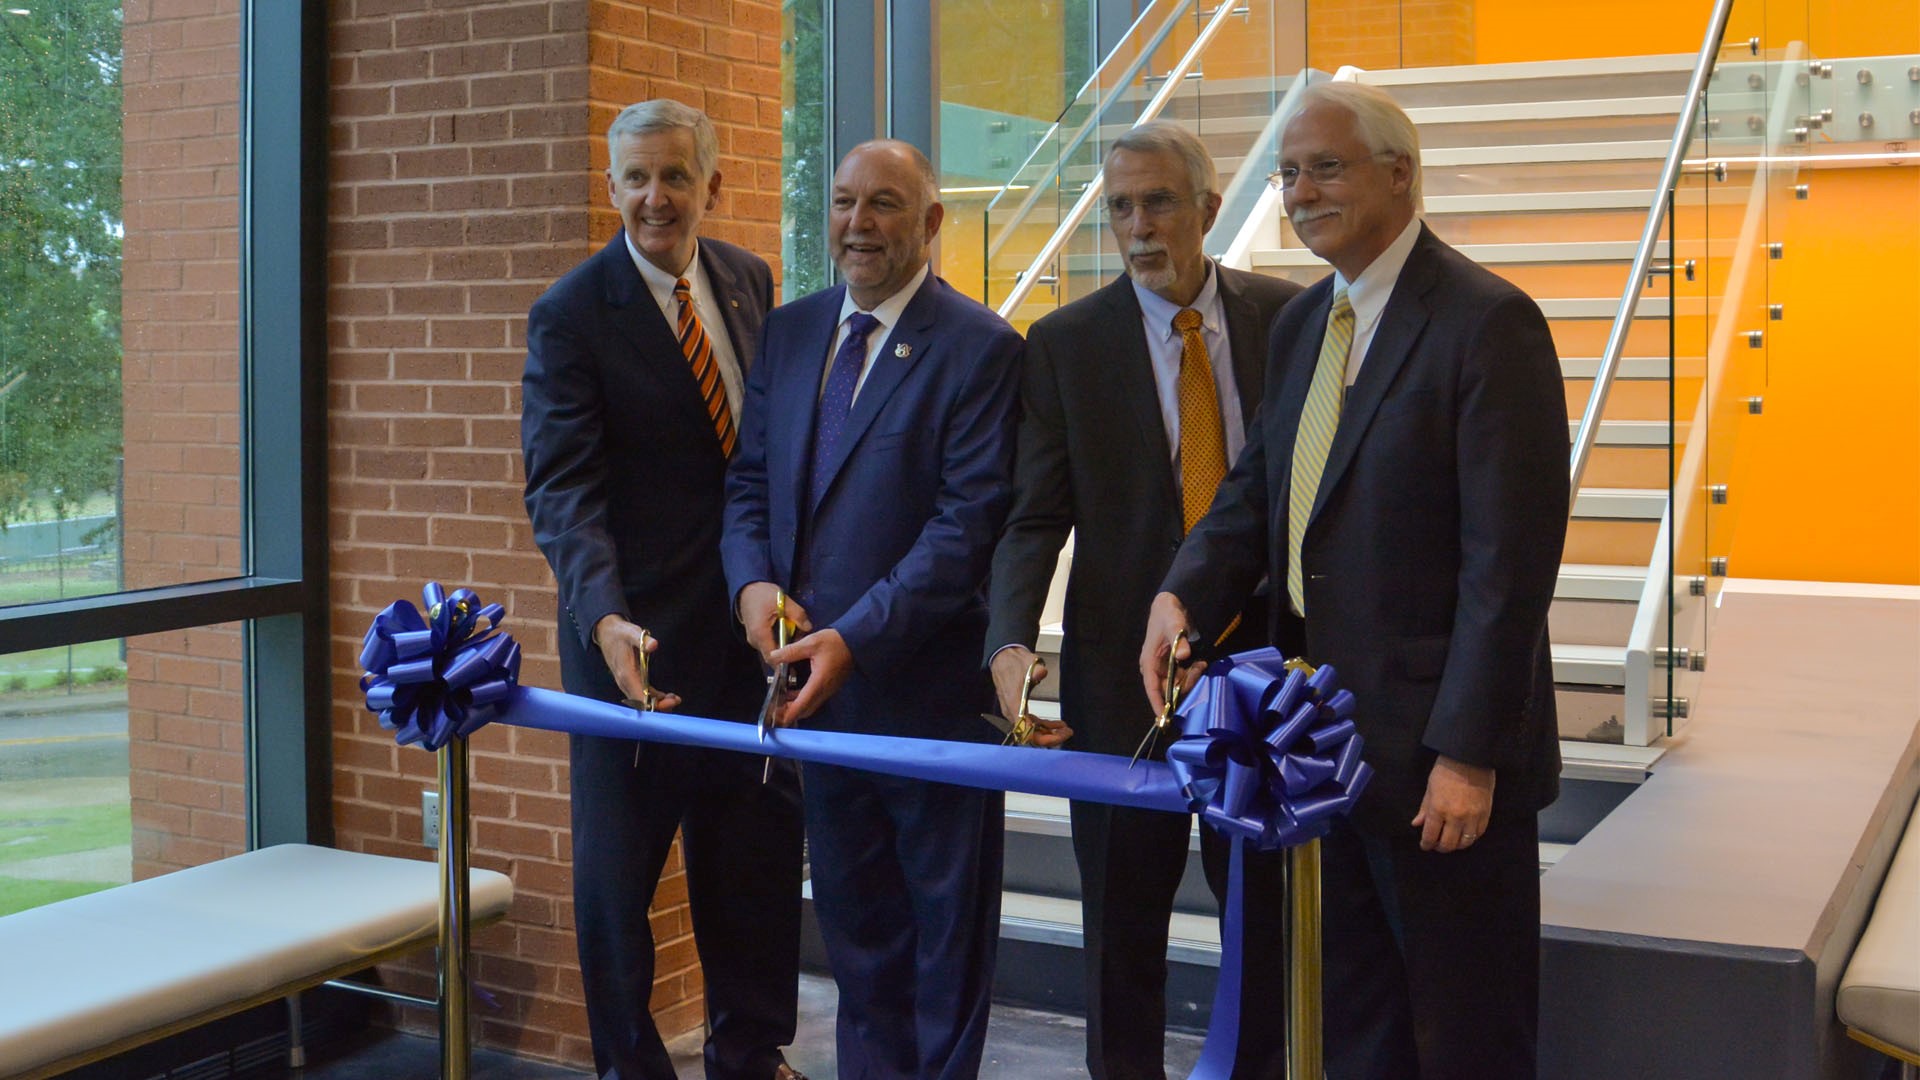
[782, 0, 831, 299]
[0, 1, 320, 912]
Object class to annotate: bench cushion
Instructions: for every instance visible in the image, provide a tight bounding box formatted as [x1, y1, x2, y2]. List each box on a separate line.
[1839, 793, 1920, 1057]
[0, 843, 513, 1078]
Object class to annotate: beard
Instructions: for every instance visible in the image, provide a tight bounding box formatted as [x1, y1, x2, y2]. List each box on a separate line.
[1126, 242, 1176, 292]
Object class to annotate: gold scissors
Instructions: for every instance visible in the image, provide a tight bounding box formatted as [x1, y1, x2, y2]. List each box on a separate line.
[757, 591, 800, 781]
[626, 629, 657, 767]
[981, 656, 1049, 746]
[1130, 630, 1188, 767]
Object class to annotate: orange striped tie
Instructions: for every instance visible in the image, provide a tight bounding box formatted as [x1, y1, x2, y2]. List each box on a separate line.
[673, 278, 736, 457]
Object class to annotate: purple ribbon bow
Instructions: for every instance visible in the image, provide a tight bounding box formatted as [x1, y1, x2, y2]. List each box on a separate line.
[1165, 647, 1373, 850]
[358, 582, 521, 751]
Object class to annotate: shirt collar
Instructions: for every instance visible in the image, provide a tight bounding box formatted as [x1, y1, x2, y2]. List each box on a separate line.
[838, 263, 930, 332]
[1132, 258, 1222, 341]
[1331, 216, 1421, 325]
[627, 233, 698, 292]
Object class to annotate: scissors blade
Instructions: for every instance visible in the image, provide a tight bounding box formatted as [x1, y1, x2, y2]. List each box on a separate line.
[759, 662, 789, 741]
[979, 711, 1016, 737]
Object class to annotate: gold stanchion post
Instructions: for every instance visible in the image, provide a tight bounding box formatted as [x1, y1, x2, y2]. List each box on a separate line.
[1287, 838, 1323, 1080]
[437, 739, 471, 1080]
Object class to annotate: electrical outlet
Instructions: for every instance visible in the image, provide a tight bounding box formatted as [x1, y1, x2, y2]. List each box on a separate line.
[422, 790, 441, 849]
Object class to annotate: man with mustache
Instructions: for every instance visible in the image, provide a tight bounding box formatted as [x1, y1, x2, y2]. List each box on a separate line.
[1142, 82, 1568, 1079]
[723, 139, 1022, 1080]
[521, 100, 806, 1080]
[984, 120, 1302, 1079]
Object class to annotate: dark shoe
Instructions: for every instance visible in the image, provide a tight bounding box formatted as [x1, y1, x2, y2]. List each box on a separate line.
[774, 1065, 809, 1080]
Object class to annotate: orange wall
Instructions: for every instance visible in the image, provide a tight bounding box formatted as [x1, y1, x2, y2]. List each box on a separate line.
[1474, 0, 1920, 64]
[1727, 166, 1920, 584]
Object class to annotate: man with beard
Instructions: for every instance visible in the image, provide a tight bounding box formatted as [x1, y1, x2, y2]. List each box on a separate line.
[984, 119, 1302, 1080]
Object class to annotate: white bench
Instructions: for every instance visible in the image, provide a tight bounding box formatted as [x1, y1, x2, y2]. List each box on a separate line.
[0, 843, 513, 1080]
[1839, 792, 1920, 1073]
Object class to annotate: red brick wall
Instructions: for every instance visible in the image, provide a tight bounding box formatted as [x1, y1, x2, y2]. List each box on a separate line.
[324, 0, 785, 1067]
[120, 0, 248, 879]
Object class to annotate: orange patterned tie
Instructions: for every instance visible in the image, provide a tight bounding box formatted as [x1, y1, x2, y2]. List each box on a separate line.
[1173, 308, 1227, 533]
[1173, 307, 1240, 645]
[673, 277, 736, 457]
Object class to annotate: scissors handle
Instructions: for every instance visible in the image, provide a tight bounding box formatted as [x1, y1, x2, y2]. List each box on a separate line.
[635, 629, 657, 711]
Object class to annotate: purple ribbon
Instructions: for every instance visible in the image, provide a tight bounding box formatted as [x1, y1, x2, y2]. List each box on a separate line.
[359, 594, 1369, 1078]
[1165, 647, 1373, 1078]
[358, 582, 521, 751]
[1166, 647, 1373, 850]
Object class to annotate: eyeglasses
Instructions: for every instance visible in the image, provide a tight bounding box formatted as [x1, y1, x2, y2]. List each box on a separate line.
[1267, 151, 1400, 189]
[1102, 191, 1203, 219]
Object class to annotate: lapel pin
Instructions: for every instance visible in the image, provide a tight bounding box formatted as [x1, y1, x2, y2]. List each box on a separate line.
[894, 342, 913, 358]
[730, 298, 739, 308]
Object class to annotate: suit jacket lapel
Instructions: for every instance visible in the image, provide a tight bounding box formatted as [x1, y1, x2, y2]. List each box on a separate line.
[601, 235, 714, 431]
[1215, 266, 1268, 425]
[809, 274, 938, 508]
[778, 287, 842, 528]
[1309, 226, 1438, 524]
[1101, 277, 1180, 506]
[698, 242, 755, 372]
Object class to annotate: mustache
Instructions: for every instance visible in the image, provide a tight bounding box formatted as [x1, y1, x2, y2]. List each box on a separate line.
[1126, 241, 1167, 259]
[1290, 208, 1339, 228]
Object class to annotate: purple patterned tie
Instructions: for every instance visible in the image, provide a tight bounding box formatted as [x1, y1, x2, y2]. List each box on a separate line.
[808, 311, 882, 510]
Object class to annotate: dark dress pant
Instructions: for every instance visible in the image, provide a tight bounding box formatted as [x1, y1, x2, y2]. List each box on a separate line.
[1320, 812, 1541, 1080]
[1071, 801, 1291, 1080]
[565, 625, 804, 1080]
[802, 763, 1005, 1080]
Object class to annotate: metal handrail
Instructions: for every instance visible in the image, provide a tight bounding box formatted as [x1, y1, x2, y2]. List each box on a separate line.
[1567, 0, 1736, 507]
[995, 0, 1246, 320]
[982, 0, 1197, 260]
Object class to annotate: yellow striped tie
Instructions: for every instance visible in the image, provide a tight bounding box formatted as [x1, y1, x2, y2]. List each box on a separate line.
[1288, 289, 1354, 616]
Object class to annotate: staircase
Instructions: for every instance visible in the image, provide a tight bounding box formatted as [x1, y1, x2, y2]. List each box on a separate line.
[965, 53, 1746, 1016]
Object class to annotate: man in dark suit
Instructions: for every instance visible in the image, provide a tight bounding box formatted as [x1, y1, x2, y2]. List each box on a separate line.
[721, 139, 1022, 1080]
[1142, 82, 1569, 1079]
[521, 100, 805, 1080]
[983, 120, 1301, 1080]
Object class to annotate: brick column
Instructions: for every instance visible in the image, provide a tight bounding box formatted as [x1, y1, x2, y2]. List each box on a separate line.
[327, 0, 784, 1067]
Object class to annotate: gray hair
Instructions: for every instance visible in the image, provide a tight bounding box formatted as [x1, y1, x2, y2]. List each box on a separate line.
[607, 100, 718, 180]
[1104, 120, 1218, 197]
[1291, 81, 1423, 211]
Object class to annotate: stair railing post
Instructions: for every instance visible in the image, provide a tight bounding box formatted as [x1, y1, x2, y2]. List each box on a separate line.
[1287, 838, 1323, 1079]
[438, 738, 471, 1080]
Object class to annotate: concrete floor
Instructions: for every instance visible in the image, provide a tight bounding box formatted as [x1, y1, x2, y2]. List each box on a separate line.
[296, 973, 1207, 1079]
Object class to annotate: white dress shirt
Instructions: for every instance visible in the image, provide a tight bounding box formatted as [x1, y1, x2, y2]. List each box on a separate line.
[828, 263, 931, 403]
[1131, 260, 1249, 476]
[627, 235, 745, 418]
[1329, 216, 1423, 385]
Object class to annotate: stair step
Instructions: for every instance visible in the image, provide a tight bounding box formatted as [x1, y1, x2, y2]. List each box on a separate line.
[1553, 642, 1627, 685]
[1422, 140, 1669, 167]
[1407, 96, 1680, 126]
[1540, 296, 1668, 319]
[1572, 419, 1677, 447]
[1561, 355, 1676, 380]
[1426, 189, 1658, 214]
[1557, 739, 1666, 783]
[1556, 563, 1648, 602]
[1253, 240, 1664, 266]
[1361, 53, 1695, 88]
[1573, 487, 1666, 519]
[1002, 890, 1224, 964]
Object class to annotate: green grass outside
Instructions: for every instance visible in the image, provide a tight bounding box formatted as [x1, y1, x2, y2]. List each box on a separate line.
[0, 638, 125, 693]
[0, 574, 118, 607]
[0, 802, 131, 866]
[0, 876, 112, 916]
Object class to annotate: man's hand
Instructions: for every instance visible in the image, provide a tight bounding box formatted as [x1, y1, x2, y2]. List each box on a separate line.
[990, 646, 1072, 748]
[738, 582, 813, 661]
[593, 614, 682, 712]
[1139, 592, 1206, 716]
[770, 628, 852, 723]
[1412, 754, 1496, 853]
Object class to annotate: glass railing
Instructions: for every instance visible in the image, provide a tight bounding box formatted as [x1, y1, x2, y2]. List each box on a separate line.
[975, 0, 1305, 328]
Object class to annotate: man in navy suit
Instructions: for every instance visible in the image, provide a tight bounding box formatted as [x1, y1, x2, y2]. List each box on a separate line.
[521, 100, 805, 1080]
[722, 139, 1022, 1080]
[1142, 82, 1568, 1079]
